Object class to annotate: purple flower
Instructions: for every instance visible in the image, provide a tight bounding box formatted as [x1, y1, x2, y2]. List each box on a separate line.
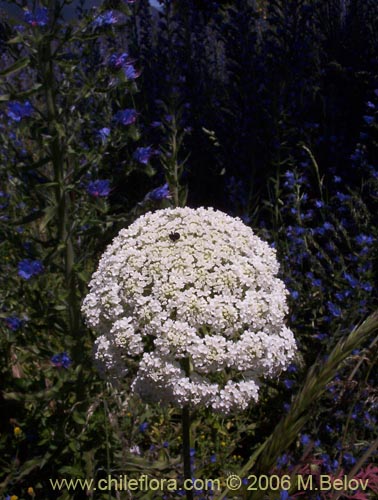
[5, 317, 22, 331]
[300, 434, 310, 446]
[284, 379, 294, 389]
[355, 234, 374, 246]
[147, 183, 171, 201]
[108, 52, 129, 71]
[51, 352, 72, 369]
[7, 101, 33, 122]
[139, 422, 148, 432]
[133, 146, 155, 164]
[363, 115, 375, 125]
[86, 179, 111, 197]
[98, 127, 111, 144]
[327, 301, 341, 318]
[113, 109, 138, 126]
[124, 63, 140, 80]
[18, 259, 44, 280]
[24, 7, 48, 27]
[92, 11, 117, 28]
[0, 191, 10, 209]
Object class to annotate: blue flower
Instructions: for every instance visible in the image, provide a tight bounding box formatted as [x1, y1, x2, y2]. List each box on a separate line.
[92, 11, 117, 28]
[98, 127, 111, 144]
[18, 259, 44, 280]
[108, 52, 129, 70]
[210, 454, 216, 463]
[139, 422, 148, 432]
[163, 441, 169, 448]
[133, 146, 155, 165]
[279, 491, 290, 500]
[5, 317, 22, 331]
[342, 272, 358, 288]
[283, 170, 295, 188]
[300, 434, 310, 446]
[335, 192, 350, 202]
[86, 180, 111, 197]
[363, 115, 375, 125]
[124, 64, 140, 80]
[113, 109, 138, 126]
[343, 453, 356, 466]
[327, 301, 341, 318]
[355, 234, 374, 246]
[284, 379, 294, 389]
[148, 183, 171, 201]
[276, 453, 289, 468]
[0, 191, 10, 209]
[24, 7, 48, 26]
[51, 352, 72, 368]
[7, 101, 33, 122]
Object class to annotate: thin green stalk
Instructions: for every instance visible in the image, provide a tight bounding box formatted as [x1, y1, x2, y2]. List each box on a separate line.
[182, 404, 193, 500]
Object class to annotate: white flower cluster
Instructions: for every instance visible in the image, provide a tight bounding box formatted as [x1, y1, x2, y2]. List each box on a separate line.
[82, 207, 296, 414]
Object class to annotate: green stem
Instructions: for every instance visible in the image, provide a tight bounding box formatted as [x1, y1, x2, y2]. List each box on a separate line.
[182, 404, 193, 500]
[41, 16, 80, 357]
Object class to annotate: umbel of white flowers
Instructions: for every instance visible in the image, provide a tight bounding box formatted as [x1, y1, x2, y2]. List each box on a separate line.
[82, 207, 296, 414]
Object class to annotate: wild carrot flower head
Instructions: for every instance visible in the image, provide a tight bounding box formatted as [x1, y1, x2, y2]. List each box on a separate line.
[82, 207, 296, 414]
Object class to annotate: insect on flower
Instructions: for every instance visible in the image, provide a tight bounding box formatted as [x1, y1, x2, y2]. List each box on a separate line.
[169, 232, 180, 242]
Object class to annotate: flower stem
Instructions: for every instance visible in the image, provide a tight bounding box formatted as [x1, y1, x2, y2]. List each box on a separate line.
[182, 404, 193, 500]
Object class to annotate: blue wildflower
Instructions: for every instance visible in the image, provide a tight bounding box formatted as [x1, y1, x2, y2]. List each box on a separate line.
[279, 491, 290, 500]
[300, 434, 310, 446]
[363, 115, 375, 125]
[92, 11, 117, 27]
[7, 101, 33, 122]
[5, 317, 22, 331]
[163, 441, 169, 448]
[108, 52, 129, 70]
[0, 191, 10, 209]
[323, 221, 334, 231]
[113, 109, 138, 126]
[210, 454, 216, 463]
[343, 453, 356, 466]
[51, 352, 72, 368]
[327, 301, 341, 318]
[148, 183, 171, 201]
[87, 180, 111, 197]
[284, 379, 294, 389]
[342, 272, 358, 288]
[133, 146, 155, 165]
[98, 127, 110, 144]
[18, 259, 44, 280]
[124, 63, 140, 80]
[139, 422, 148, 432]
[276, 453, 289, 468]
[360, 282, 373, 292]
[335, 192, 350, 202]
[283, 170, 295, 188]
[24, 7, 48, 27]
[355, 234, 374, 246]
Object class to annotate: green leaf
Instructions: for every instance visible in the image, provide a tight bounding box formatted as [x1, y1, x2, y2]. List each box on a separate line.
[0, 57, 30, 78]
[40, 205, 58, 231]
